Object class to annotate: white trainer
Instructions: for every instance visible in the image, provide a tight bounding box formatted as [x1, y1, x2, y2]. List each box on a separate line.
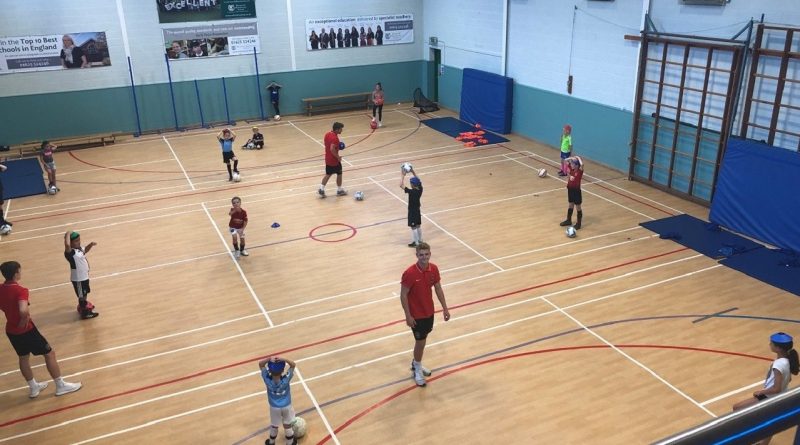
[234, 250, 240, 259]
[240, 249, 249, 256]
[55, 381, 82, 396]
[413, 367, 427, 387]
[410, 361, 432, 377]
[29, 381, 49, 398]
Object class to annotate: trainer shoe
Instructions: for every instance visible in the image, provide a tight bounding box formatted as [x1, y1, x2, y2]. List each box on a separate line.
[407, 242, 418, 248]
[240, 249, 249, 256]
[336, 189, 348, 196]
[574, 222, 582, 230]
[318, 189, 326, 198]
[81, 311, 99, 320]
[234, 250, 240, 259]
[378, 121, 383, 128]
[29, 381, 49, 399]
[410, 361, 432, 377]
[558, 171, 567, 176]
[55, 381, 82, 396]
[559, 220, 572, 227]
[413, 367, 427, 387]
[265, 438, 276, 445]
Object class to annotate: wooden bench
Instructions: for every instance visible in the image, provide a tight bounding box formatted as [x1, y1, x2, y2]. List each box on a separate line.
[301, 92, 372, 116]
[10, 133, 116, 158]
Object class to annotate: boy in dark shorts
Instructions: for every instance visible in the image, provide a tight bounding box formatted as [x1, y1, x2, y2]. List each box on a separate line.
[217, 128, 239, 181]
[400, 242, 451, 387]
[400, 167, 423, 247]
[559, 155, 584, 230]
[65, 231, 99, 319]
[0, 261, 82, 398]
[318, 122, 347, 198]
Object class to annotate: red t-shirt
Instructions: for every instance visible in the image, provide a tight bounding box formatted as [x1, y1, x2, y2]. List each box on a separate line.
[229, 208, 248, 229]
[401, 262, 440, 319]
[323, 131, 340, 166]
[0, 281, 33, 335]
[567, 167, 583, 189]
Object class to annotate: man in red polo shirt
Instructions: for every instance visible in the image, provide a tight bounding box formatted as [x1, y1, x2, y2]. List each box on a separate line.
[400, 242, 450, 387]
[0, 261, 82, 398]
[317, 121, 347, 198]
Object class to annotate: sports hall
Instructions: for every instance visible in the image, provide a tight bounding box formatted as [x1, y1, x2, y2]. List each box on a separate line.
[1, 1, 799, 444]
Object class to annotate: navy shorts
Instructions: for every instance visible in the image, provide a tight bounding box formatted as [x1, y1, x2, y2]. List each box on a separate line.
[222, 151, 236, 163]
[325, 164, 342, 175]
[7, 326, 52, 356]
[567, 187, 582, 205]
[72, 279, 91, 299]
[408, 207, 421, 227]
[411, 316, 434, 340]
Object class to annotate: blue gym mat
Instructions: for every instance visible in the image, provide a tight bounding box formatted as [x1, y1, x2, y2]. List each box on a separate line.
[1, 158, 46, 199]
[640, 214, 763, 259]
[421, 117, 509, 145]
[721, 249, 800, 297]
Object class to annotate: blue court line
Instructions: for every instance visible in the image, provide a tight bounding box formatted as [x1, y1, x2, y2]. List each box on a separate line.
[693, 307, 738, 324]
[232, 312, 800, 444]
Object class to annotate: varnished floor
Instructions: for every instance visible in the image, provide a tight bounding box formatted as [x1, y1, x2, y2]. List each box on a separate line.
[1, 106, 797, 444]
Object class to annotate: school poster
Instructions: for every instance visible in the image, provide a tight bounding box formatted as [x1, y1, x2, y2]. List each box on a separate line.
[157, 0, 257, 24]
[163, 22, 259, 60]
[304, 13, 414, 51]
[0, 32, 111, 74]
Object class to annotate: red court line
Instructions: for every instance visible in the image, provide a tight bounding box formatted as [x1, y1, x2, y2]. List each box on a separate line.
[316, 344, 772, 444]
[499, 144, 675, 217]
[0, 247, 687, 428]
[17, 145, 500, 223]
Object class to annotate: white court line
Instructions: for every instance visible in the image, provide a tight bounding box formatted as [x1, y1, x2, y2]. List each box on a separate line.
[542, 296, 717, 417]
[701, 381, 762, 406]
[504, 154, 656, 220]
[200, 203, 272, 327]
[368, 176, 504, 271]
[0, 231, 663, 389]
[162, 136, 195, 190]
[60, 158, 176, 177]
[200, 201, 339, 444]
[1, 259, 718, 444]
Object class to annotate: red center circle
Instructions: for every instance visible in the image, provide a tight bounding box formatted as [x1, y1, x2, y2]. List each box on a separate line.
[308, 223, 358, 243]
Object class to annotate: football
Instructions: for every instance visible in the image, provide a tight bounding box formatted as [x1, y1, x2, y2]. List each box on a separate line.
[232, 173, 241, 182]
[401, 162, 413, 173]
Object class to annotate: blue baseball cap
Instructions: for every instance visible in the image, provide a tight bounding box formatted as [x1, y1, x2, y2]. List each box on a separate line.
[771, 332, 793, 345]
[410, 177, 422, 186]
[267, 360, 286, 374]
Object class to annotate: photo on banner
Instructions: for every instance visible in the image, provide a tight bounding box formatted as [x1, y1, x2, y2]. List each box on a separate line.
[0, 32, 110, 74]
[305, 13, 413, 51]
[164, 22, 259, 60]
[157, 0, 256, 24]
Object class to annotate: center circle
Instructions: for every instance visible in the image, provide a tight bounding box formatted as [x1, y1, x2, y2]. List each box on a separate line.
[308, 223, 358, 243]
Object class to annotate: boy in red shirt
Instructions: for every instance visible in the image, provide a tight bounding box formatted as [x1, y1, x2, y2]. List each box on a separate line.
[229, 196, 248, 259]
[0, 261, 82, 398]
[400, 242, 451, 387]
[318, 122, 347, 198]
[559, 156, 584, 230]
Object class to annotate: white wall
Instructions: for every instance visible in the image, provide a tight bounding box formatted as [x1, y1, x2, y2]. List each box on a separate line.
[0, 0, 424, 97]
[422, 0, 504, 74]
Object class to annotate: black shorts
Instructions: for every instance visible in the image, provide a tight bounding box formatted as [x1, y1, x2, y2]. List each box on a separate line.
[408, 207, 421, 227]
[411, 316, 434, 340]
[7, 326, 52, 356]
[567, 188, 582, 205]
[325, 164, 343, 175]
[72, 279, 90, 299]
[222, 151, 237, 163]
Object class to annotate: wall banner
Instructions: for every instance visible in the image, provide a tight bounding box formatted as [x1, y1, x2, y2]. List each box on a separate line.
[164, 22, 259, 60]
[157, 0, 256, 24]
[304, 13, 413, 51]
[0, 32, 111, 74]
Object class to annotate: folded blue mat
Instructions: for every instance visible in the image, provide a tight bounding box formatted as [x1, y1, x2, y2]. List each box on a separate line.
[1, 158, 47, 199]
[421, 117, 509, 145]
[640, 214, 763, 259]
[721, 248, 800, 297]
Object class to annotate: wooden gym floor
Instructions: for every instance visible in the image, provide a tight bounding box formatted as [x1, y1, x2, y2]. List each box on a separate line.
[0, 105, 797, 444]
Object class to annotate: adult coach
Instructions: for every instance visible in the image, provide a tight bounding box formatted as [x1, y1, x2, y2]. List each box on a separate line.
[318, 122, 347, 198]
[0, 261, 82, 398]
[400, 242, 450, 387]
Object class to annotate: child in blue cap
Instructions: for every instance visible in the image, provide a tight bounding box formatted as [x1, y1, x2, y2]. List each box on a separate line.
[259, 356, 298, 445]
[733, 332, 799, 415]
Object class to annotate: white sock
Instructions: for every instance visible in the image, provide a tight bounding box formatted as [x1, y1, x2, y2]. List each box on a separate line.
[412, 360, 421, 370]
[55, 377, 65, 386]
[27, 378, 38, 390]
[415, 227, 422, 242]
[337, 187, 344, 192]
[411, 230, 417, 243]
[319, 184, 324, 191]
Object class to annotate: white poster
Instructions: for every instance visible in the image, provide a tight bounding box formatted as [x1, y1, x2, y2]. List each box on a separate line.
[304, 13, 413, 51]
[163, 22, 259, 60]
[0, 32, 111, 74]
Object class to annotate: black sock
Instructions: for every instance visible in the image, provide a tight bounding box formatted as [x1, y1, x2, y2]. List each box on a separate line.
[240, 240, 245, 250]
[577, 210, 583, 223]
[233, 242, 239, 251]
[233, 160, 239, 173]
[566, 208, 574, 221]
[226, 164, 233, 178]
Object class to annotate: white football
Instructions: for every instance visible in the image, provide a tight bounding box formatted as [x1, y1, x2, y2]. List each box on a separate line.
[401, 162, 413, 173]
[0, 224, 11, 235]
[48, 186, 57, 195]
[232, 173, 241, 182]
[538, 168, 547, 178]
[274, 115, 281, 121]
[566, 226, 577, 238]
[354, 191, 364, 201]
